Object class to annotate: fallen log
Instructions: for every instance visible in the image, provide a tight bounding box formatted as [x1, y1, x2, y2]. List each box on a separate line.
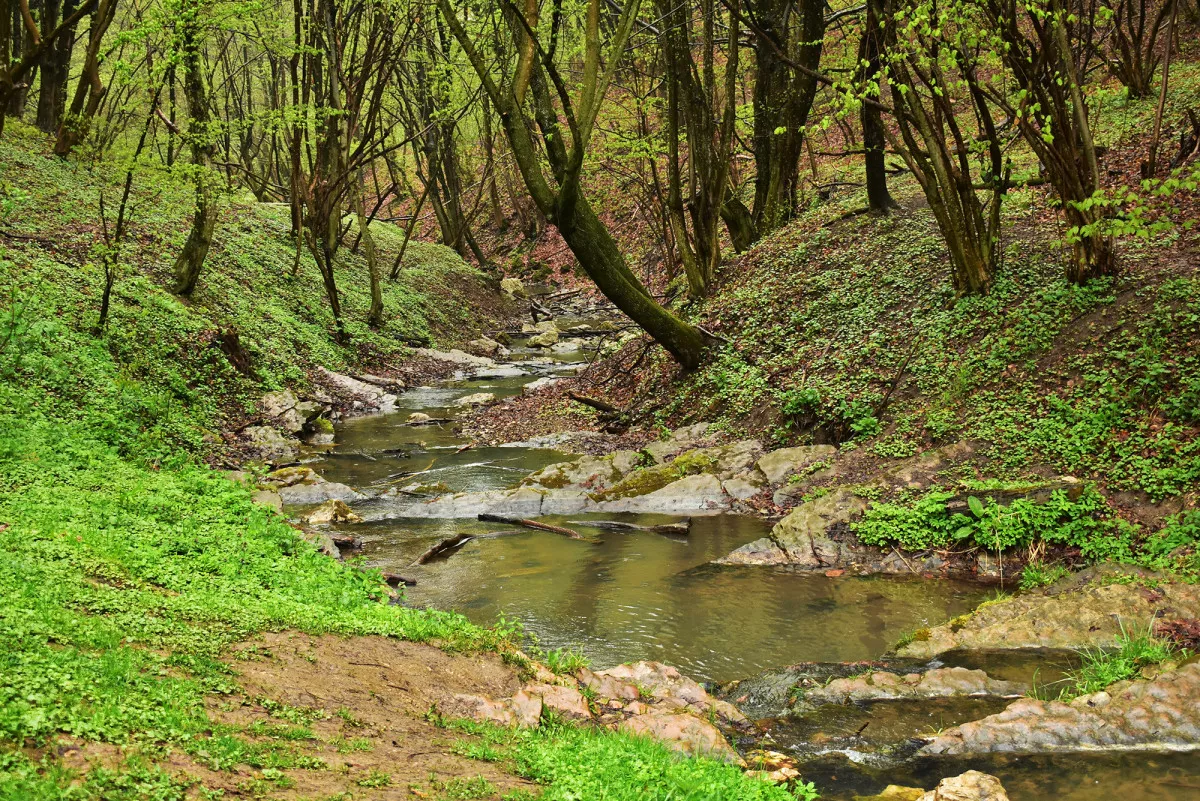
[383, 572, 417, 587]
[568, 519, 691, 536]
[477, 513, 595, 542]
[330, 532, 361, 549]
[567, 392, 619, 414]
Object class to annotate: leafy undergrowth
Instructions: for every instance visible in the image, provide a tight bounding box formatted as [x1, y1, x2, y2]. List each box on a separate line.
[443, 717, 815, 801]
[1, 121, 501, 453]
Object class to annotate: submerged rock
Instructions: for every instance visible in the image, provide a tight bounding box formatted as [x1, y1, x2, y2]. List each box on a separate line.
[803, 667, 1026, 705]
[920, 662, 1200, 755]
[897, 578, 1200, 658]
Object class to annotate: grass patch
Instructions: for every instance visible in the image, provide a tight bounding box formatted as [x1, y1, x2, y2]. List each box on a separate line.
[443, 717, 817, 801]
[1053, 623, 1191, 701]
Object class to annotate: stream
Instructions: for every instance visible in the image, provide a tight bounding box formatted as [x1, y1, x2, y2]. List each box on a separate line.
[306, 341, 1200, 801]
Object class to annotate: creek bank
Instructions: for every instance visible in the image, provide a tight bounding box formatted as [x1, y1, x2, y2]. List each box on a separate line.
[895, 566, 1200, 659]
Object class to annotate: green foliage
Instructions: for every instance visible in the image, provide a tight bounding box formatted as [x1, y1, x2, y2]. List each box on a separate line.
[442, 718, 815, 801]
[542, 648, 590, 675]
[853, 484, 1137, 559]
[1058, 624, 1189, 700]
[1018, 562, 1070, 591]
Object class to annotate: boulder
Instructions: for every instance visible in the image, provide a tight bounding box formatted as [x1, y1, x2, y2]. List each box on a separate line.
[550, 340, 582, 354]
[415, 487, 550, 518]
[316, 368, 397, 413]
[526, 329, 559, 348]
[250, 490, 283, 513]
[303, 416, 335, 445]
[454, 392, 496, 407]
[297, 525, 341, 557]
[722, 475, 764, 501]
[594, 474, 730, 515]
[854, 787, 926, 801]
[466, 336, 507, 359]
[500, 277, 526, 298]
[591, 661, 745, 724]
[620, 712, 740, 763]
[442, 692, 541, 728]
[304, 499, 363, 524]
[263, 466, 321, 488]
[407, 412, 433, 424]
[882, 441, 976, 489]
[522, 376, 561, 395]
[242, 426, 298, 464]
[717, 488, 866, 566]
[522, 452, 640, 492]
[755, 444, 837, 485]
[915, 772, 1008, 801]
[577, 668, 640, 702]
[293, 400, 324, 422]
[921, 662, 1200, 755]
[278, 481, 365, 506]
[261, 389, 299, 419]
[524, 683, 592, 721]
[412, 347, 497, 369]
[642, 423, 713, 464]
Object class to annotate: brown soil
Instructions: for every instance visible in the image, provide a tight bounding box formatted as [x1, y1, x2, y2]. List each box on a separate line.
[50, 632, 537, 800]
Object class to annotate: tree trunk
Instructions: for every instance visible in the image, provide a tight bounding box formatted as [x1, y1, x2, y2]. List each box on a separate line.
[172, 0, 219, 297]
[748, 0, 825, 234]
[355, 180, 384, 327]
[35, 0, 79, 134]
[53, 0, 114, 155]
[860, 0, 896, 214]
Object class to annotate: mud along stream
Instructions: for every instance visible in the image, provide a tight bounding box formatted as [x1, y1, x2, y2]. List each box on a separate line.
[288, 343, 1200, 800]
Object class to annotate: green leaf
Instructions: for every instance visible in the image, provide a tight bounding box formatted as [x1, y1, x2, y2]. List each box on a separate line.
[954, 525, 975, 541]
[967, 495, 985, 518]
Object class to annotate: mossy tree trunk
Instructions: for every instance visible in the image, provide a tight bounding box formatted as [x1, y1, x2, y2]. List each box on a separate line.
[172, 0, 219, 298]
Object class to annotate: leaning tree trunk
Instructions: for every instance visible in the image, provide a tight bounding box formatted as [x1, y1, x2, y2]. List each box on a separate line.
[53, 0, 114, 154]
[172, 0, 219, 297]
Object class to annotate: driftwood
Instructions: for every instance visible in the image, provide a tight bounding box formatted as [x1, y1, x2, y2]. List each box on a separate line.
[383, 572, 417, 587]
[410, 529, 523, 565]
[477, 513, 595, 541]
[406, 417, 452, 427]
[412, 532, 474, 564]
[568, 519, 691, 536]
[330, 532, 360, 549]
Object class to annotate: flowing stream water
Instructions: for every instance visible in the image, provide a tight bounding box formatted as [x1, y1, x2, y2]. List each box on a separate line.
[307, 344, 1200, 801]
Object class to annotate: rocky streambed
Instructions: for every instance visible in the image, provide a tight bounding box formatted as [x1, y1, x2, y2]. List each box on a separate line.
[233, 321, 1200, 801]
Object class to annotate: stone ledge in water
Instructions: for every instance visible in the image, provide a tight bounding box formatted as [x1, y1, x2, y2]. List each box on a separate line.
[411, 478, 732, 519]
[920, 661, 1200, 755]
[855, 772, 1010, 801]
[316, 367, 398, 414]
[897, 575, 1200, 658]
[803, 667, 1027, 705]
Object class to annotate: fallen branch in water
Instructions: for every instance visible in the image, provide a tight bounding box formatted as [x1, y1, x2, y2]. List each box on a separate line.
[383, 572, 417, 587]
[567, 519, 690, 536]
[410, 530, 523, 565]
[477, 513, 595, 541]
[412, 532, 474, 564]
